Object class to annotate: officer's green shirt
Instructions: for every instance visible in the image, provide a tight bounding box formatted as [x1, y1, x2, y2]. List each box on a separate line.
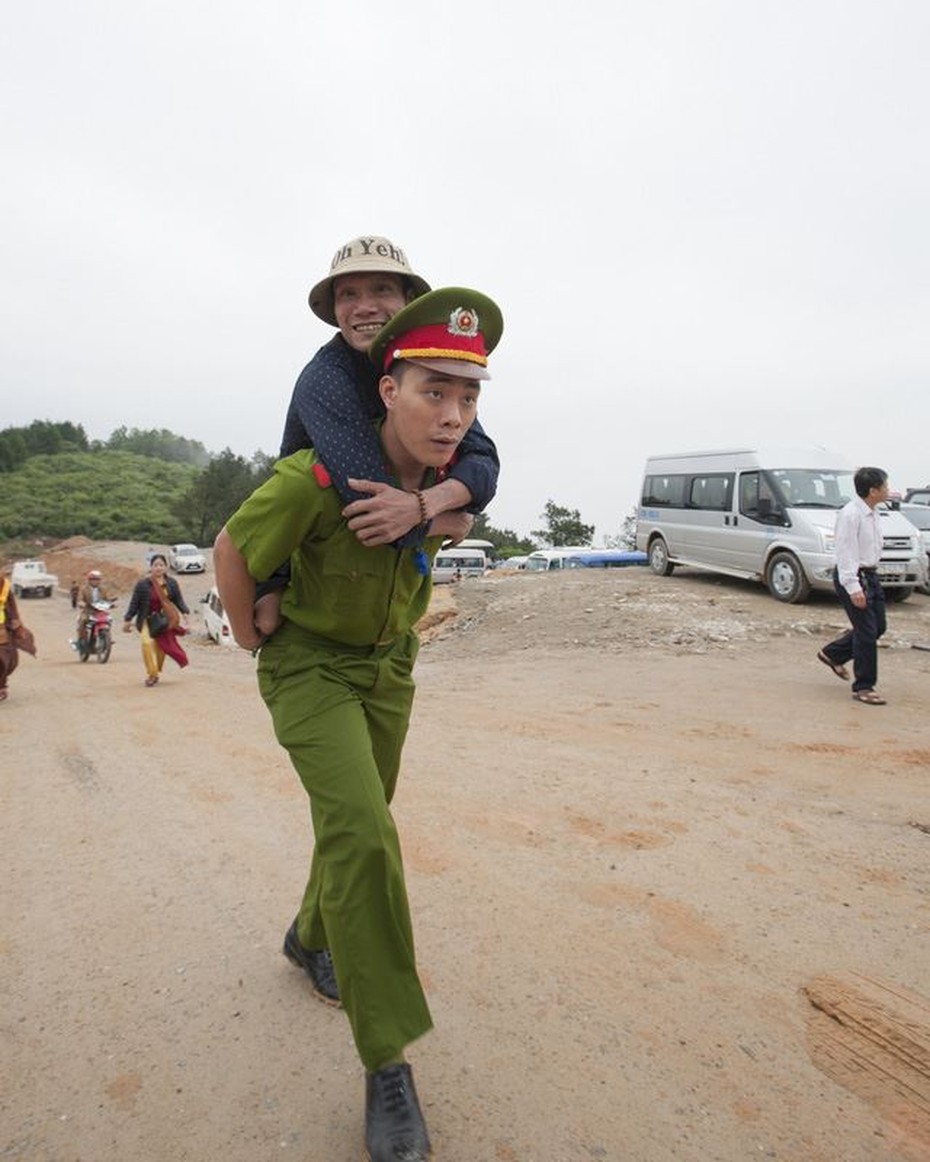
[226, 448, 444, 647]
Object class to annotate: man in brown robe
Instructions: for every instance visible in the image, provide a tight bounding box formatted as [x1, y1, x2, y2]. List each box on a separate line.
[0, 574, 37, 701]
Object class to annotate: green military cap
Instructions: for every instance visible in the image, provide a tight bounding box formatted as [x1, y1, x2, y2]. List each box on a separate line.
[368, 287, 503, 381]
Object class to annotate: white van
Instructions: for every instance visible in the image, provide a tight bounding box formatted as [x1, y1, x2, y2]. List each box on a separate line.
[523, 548, 592, 572]
[456, 538, 495, 554]
[636, 448, 924, 603]
[431, 547, 487, 584]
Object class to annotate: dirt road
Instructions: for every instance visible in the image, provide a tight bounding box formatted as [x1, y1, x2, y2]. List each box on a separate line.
[3, 546, 929, 1161]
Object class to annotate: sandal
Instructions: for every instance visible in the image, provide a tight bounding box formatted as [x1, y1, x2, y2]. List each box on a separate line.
[817, 650, 849, 681]
[852, 690, 886, 705]
[144, 676, 159, 687]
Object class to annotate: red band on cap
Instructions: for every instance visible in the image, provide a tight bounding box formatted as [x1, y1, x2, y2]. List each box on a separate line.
[384, 322, 488, 371]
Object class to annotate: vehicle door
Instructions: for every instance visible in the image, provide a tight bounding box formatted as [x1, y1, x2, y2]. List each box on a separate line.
[684, 472, 735, 565]
[729, 470, 787, 574]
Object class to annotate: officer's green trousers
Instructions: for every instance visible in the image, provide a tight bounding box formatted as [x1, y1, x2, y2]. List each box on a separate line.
[257, 622, 433, 1071]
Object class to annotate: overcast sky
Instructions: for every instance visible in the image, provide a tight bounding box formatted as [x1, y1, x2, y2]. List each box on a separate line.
[2, 1, 928, 541]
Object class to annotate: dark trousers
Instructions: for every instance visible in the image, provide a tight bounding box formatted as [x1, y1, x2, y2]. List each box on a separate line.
[822, 570, 886, 692]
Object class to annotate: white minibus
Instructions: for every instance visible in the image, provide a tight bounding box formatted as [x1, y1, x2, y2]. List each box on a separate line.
[523, 548, 591, 571]
[431, 547, 487, 584]
[636, 448, 924, 603]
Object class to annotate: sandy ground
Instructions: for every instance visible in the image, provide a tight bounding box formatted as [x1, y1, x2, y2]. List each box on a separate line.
[2, 543, 929, 1162]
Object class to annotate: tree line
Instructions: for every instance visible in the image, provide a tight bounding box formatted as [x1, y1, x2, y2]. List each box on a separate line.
[0, 421, 273, 546]
[0, 421, 213, 475]
[0, 421, 625, 552]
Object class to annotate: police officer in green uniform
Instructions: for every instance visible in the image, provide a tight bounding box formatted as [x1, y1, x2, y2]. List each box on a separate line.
[214, 286, 503, 1162]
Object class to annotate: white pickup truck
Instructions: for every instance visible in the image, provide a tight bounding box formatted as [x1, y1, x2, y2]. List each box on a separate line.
[11, 559, 58, 598]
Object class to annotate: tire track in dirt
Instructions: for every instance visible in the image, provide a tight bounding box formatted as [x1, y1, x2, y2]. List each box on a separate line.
[804, 973, 930, 1161]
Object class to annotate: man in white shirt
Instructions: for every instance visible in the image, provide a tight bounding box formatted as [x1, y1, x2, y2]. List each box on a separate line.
[817, 467, 889, 705]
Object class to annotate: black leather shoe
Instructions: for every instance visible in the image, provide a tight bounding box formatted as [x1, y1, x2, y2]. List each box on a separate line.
[282, 920, 341, 1006]
[365, 1063, 431, 1161]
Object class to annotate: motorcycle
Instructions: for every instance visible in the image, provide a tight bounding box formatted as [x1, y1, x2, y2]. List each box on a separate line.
[76, 601, 116, 664]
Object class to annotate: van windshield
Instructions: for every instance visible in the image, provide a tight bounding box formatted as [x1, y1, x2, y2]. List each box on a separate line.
[768, 468, 854, 509]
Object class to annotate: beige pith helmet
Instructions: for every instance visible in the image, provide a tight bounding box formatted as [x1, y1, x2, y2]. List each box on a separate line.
[308, 235, 431, 326]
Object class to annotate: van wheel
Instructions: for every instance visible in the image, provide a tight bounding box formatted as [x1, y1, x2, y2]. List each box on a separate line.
[766, 551, 810, 603]
[883, 586, 912, 603]
[648, 537, 674, 576]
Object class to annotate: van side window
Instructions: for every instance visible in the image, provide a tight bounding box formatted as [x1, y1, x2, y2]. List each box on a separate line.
[740, 472, 784, 523]
[688, 474, 732, 511]
[642, 474, 687, 507]
[740, 471, 762, 518]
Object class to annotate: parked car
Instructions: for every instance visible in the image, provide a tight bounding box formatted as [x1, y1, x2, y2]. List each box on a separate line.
[637, 447, 924, 602]
[904, 486, 930, 506]
[11, 559, 58, 598]
[899, 504, 930, 594]
[432, 547, 487, 583]
[169, 543, 206, 573]
[523, 548, 593, 571]
[201, 586, 234, 645]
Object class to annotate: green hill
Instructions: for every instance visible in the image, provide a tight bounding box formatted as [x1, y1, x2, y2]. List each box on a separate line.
[0, 450, 198, 541]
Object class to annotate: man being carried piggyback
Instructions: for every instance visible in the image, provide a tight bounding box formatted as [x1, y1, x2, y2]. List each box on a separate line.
[254, 234, 499, 634]
[214, 287, 504, 1161]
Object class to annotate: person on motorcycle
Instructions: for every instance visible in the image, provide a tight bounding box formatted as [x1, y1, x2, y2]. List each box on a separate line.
[75, 569, 114, 647]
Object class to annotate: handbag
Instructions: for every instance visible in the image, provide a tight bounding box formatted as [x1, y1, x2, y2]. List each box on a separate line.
[146, 580, 171, 636]
[147, 609, 170, 637]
